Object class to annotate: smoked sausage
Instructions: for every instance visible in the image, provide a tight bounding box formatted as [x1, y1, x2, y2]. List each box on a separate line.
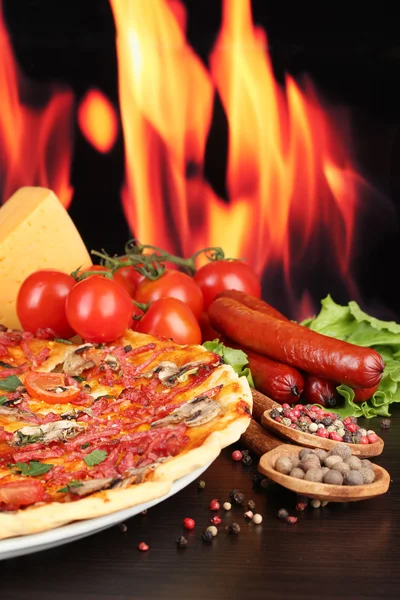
[225, 340, 304, 404]
[200, 313, 304, 404]
[302, 375, 340, 408]
[217, 290, 288, 321]
[353, 384, 379, 403]
[209, 297, 385, 388]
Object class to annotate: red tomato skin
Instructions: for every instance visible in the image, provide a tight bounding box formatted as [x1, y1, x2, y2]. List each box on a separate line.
[65, 276, 133, 343]
[79, 265, 137, 298]
[0, 480, 44, 508]
[24, 372, 80, 404]
[194, 261, 261, 310]
[17, 270, 75, 338]
[136, 298, 201, 345]
[130, 304, 144, 330]
[135, 271, 204, 320]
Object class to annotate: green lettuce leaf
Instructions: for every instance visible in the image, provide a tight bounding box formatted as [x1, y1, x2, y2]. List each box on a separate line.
[303, 295, 400, 418]
[203, 340, 254, 387]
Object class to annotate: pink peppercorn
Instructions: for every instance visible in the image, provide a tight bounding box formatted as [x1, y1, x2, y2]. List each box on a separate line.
[138, 542, 149, 552]
[232, 450, 243, 462]
[286, 516, 298, 524]
[275, 416, 283, 423]
[329, 432, 343, 441]
[209, 499, 220, 511]
[316, 428, 329, 438]
[345, 422, 358, 433]
[368, 432, 379, 444]
[290, 423, 297, 429]
[296, 404, 305, 411]
[293, 410, 301, 419]
[359, 435, 369, 445]
[183, 518, 195, 530]
[296, 502, 307, 511]
[282, 403, 290, 410]
[210, 516, 222, 525]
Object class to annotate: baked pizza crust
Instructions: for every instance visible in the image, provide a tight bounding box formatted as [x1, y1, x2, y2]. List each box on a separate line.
[0, 337, 252, 540]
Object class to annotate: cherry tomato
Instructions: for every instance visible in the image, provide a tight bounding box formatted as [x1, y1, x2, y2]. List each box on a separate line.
[194, 261, 261, 310]
[130, 304, 145, 330]
[66, 276, 133, 343]
[0, 480, 44, 508]
[135, 271, 204, 320]
[24, 372, 81, 404]
[17, 270, 75, 338]
[78, 265, 137, 298]
[136, 298, 201, 345]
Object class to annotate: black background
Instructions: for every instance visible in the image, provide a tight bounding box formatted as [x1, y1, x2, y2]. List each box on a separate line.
[3, 0, 400, 318]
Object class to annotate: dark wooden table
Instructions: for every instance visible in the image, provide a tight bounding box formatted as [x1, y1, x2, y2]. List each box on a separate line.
[1, 410, 399, 600]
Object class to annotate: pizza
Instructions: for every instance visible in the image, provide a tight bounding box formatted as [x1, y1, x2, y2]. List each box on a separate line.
[0, 328, 252, 540]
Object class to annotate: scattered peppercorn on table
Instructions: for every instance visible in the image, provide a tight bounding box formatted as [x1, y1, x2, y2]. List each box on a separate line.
[1, 408, 397, 600]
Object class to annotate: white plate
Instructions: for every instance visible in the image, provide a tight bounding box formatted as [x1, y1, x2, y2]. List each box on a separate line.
[0, 461, 212, 561]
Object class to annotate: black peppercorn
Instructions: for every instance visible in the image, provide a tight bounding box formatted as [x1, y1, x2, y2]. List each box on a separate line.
[202, 530, 213, 543]
[118, 523, 127, 532]
[278, 508, 289, 521]
[197, 480, 206, 489]
[241, 449, 250, 457]
[124, 345, 132, 353]
[242, 454, 252, 466]
[380, 418, 391, 429]
[270, 408, 281, 419]
[226, 522, 240, 535]
[233, 492, 245, 505]
[252, 474, 263, 487]
[260, 478, 269, 489]
[248, 499, 256, 510]
[229, 489, 241, 500]
[176, 536, 188, 548]
[321, 417, 333, 427]
[342, 432, 352, 443]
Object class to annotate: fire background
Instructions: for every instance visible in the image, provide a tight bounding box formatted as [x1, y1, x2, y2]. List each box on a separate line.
[2, 0, 400, 319]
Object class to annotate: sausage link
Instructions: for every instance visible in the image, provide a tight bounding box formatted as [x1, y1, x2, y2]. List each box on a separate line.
[217, 290, 288, 321]
[353, 384, 379, 403]
[302, 375, 340, 408]
[200, 316, 304, 404]
[209, 297, 385, 388]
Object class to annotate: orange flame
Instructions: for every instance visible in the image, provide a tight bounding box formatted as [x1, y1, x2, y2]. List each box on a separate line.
[78, 89, 118, 153]
[0, 3, 74, 207]
[111, 0, 373, 315]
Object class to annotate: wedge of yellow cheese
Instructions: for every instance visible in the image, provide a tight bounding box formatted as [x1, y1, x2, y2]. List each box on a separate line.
[0, 187, 92, 329]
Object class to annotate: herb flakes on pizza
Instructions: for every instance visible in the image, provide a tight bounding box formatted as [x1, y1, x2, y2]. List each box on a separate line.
[0, 328, 252, 539]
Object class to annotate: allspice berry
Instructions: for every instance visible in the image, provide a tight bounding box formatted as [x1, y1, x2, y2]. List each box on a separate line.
[324, 455, 343, 469]
[289, 468, 305, 479]
[345, 456, 363, 471]
[331, 461, 350, 475]
[299, 448, 313, 460]
[304, 468, 323, 483]
[329, 443, 351, 460]
[301, 458, 321, 472]
[275, 456, 293, 475]
[323, 470, 344, 486]
[344, 470, 364, 486]
[359, 467, 375, 484]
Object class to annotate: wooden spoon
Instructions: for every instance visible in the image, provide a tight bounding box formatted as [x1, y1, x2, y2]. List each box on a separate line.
[258, 444, 390, 502]
[261, 407, 384, 457]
